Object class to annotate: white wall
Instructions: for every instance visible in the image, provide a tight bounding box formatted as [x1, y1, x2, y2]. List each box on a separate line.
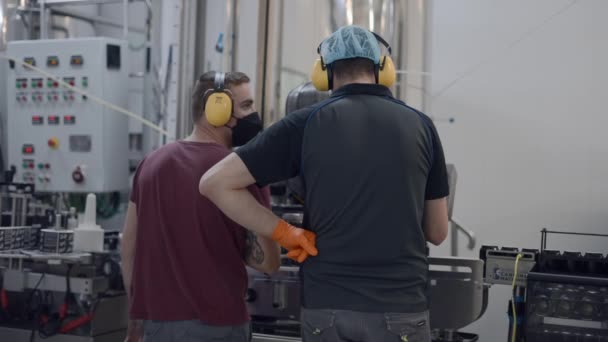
[429, 0, 608, 339]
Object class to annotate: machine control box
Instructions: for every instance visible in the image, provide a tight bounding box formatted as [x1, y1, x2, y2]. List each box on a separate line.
[6, 38, 129, 192]
[481, 246, 538, 287]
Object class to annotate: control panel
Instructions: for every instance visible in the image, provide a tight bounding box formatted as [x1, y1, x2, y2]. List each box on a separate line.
[481, 246, 538, 287]
[6, 38, 128, 192]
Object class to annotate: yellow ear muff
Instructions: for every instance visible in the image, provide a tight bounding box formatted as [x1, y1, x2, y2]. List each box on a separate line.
[311, 59, 329, 91]
[204, 91, 233, 127]
[378, 55, 396, 87]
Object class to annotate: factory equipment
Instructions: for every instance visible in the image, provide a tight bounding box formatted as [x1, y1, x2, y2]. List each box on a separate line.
[0, 175, 126, 341]
[526, 230, 608, 342]
[481, 230, 608, 342]
[6, 37, 129, 193]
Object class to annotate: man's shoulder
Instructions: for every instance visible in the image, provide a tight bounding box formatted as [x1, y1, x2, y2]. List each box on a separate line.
[281, 99, 340, 127]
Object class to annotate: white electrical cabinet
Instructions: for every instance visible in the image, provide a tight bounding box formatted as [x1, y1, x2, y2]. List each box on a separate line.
[6, 38, 128, 192]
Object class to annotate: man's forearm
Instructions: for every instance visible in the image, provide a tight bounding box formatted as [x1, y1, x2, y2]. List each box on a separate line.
[206, 186, 280, 238]
[120, 256, 134, 301]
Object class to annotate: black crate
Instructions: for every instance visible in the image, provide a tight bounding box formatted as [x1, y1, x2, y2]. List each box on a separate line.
[525, 271, 608, 342]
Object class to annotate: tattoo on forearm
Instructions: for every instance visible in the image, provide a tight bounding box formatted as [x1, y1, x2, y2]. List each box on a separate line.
[245, 231, 265, 265]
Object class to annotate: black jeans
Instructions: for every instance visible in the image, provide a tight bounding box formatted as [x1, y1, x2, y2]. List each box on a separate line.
[301, 308, 430, 342]
[143, 320, 250, 342]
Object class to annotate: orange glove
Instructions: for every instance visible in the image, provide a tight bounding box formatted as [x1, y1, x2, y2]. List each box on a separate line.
[271, 220, 318, 261]
[285, 231, 316, 263]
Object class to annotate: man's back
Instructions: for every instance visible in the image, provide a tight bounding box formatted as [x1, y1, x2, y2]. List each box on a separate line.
[130, 141, 267, 325]
[237, 83, 448, 313]
[300, 85, 446, 313]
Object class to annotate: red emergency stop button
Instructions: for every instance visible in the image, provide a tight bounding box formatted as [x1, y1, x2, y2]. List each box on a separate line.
[48, 137, 59, 149]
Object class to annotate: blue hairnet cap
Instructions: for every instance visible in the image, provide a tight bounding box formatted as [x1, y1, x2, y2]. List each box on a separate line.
[320, 25, 381, 65]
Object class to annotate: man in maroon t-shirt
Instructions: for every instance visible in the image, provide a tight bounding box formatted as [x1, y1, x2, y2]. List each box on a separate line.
[120, 71, 281, 342]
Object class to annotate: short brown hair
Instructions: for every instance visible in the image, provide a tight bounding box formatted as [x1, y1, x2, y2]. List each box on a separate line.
[332, 57, 376, 81]
[191, 71, 250, 123]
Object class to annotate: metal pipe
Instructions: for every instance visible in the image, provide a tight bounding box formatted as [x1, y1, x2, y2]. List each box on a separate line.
[143, 0, 151, 42]
[451, 218, 476, 252]
[255, 0, 269, 125]
[39, 0, 46, 38]
[230, 0, 239, 72]
[122, 0, 127, 39]
[48, 7, 145, 33]
[0, 0, 7, 50]
[271, 0, 284, 120]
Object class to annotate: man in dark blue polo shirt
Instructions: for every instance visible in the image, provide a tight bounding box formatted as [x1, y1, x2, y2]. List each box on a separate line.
[200, 25, 449, 342]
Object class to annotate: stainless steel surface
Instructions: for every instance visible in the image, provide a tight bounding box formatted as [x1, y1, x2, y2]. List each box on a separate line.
[452, 218, 476, 250]
[285, 82, 329, 114]
[50, 8, 145, 34]
[0, 326, 126, 341]
[252, 334, 301, 342]
[174, 0, 197, 139]
[247, 266, 301, 320]
[40, 0, 47, 38]
[428, 256, 486, 330]
[122, 0, 127, 38]
[484, 248, 536, 287]
[446, 164, 476, 256]
[281, 213, 303, 226]
[0, 0, 7, 50]
[254, 0, 269, 124]
[248, 257, 487, 336]
[329, 0, 397, 40]
[43, 0, 131, 4]
[3, 269, 109, 294]
[89, 295, 128, 335]
[257, 0, 282, 125]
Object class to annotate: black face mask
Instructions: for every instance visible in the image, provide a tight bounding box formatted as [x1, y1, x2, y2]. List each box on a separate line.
[231, 112, 263, 147]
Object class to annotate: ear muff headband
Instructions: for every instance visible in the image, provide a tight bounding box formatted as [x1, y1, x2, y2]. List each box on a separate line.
[204, 72, 233, 127]
[310, 30, 396, 90]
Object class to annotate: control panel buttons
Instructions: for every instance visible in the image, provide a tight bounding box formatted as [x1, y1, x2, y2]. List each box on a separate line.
[63, 77, 75, 87]
[22, 172, 34, 183]
[47, 78, 59, 88]
[22, 159, 34, 169]
[32, 116, 44, 125]
[16, 78, 27, 89]
[22, 144, 35, 155]
[48, 116, 60, 125]
[47, 56, 60, 67]
[47, 137, 60, 149]
[23, 57, 36, 66]
[70, 55, 84, 66]
[31, 78, 43, 88]
[64, 115, 76, 125]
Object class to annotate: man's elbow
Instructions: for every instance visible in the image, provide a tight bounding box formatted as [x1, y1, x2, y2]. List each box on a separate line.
[426, 223, 449, 246]
[199, 171, 217, 198]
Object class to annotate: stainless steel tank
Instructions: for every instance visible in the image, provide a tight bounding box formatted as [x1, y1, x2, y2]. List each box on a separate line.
[329, 0, 398, 45]
[266, 0, 407, 124]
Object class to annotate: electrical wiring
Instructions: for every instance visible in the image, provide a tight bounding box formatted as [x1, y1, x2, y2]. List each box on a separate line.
[0, 54, 173, 139]
[511, 253, 523, 342]
[26, 273, 47, 342]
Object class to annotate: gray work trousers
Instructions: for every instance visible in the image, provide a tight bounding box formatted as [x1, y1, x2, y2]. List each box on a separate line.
[143, 320, 251, 342]
[301, 308, 430, 342]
